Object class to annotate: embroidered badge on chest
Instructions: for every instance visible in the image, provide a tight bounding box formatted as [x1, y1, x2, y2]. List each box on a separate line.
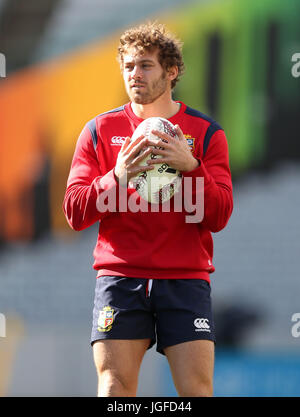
[184, 134, 195, 151]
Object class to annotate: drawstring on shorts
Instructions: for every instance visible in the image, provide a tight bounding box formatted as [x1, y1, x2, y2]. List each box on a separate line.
[146, 279, 153, 297]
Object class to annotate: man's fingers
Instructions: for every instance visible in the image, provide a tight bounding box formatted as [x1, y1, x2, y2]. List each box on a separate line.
[174, 124, 185, 140]
[128, 164, 154, 177]
[151, 129, 176, 144]
[118, 137, 131, 156]
[128, 137, 152, 159]
[124, 134, 145, 154]
[131, 147, 153, 165]
[147, 157, 170, 165]
[150, 147, 168, 157]
[121, 136, 131, 149]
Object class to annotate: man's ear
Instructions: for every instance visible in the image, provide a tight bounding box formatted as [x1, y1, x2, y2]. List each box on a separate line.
[167, 65, 179, 81]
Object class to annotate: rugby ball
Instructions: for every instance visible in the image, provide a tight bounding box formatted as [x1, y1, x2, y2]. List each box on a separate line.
[129, 117, 182, 204]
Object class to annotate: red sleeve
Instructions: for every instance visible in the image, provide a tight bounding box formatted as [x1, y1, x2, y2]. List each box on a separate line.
[63, 125, 119, 231]
[182, 129, 233, 232]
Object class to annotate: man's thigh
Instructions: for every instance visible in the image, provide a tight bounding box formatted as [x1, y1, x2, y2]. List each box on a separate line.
[164, 339, 214, 397]
[153, 279, 215, 396]
[90, 276, 156, 395]
[93, 338, 151, 396]
[93, 338, 151, 377]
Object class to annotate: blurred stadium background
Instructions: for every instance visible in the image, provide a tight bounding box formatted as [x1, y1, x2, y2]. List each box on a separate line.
[1, 0, 300, 396]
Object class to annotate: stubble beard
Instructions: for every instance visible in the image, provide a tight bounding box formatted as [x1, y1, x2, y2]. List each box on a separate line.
[128, 71, 168, 105]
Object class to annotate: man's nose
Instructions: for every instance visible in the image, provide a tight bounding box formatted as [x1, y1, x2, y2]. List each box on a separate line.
[131, 65, 142, 79]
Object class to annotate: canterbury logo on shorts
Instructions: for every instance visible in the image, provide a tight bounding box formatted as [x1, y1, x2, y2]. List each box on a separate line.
[194, 318, 211, 332]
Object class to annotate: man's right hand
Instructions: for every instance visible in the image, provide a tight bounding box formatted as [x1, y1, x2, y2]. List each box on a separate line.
[114, 135, 154, 185]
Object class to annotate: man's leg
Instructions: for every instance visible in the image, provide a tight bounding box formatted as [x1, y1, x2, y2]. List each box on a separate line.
[93, 338, 151, 397]
[164, 340, 214, 397]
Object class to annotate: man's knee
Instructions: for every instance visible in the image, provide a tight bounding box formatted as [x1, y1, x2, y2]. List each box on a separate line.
[178, 378, 213, 397]
[97, 368, 137, 396]
[174, 367, 213, 397]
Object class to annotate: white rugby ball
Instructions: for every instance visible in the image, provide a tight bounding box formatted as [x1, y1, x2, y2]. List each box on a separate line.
[129, 117, 182, 204]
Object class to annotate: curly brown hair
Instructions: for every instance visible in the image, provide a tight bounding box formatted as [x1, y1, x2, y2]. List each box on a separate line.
[117, 22, 185, 89]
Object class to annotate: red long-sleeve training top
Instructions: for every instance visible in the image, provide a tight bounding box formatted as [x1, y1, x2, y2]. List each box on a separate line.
[63, 101, 233, 282]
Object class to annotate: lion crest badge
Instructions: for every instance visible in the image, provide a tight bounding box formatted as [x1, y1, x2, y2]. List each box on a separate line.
[98, 306, 114, 332]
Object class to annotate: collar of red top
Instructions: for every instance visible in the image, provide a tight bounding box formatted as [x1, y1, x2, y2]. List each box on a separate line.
[124, 100, 187, 126]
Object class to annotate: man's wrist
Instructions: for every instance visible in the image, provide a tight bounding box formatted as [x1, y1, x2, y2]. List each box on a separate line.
[184, 157, 200, 172]
[113, 167, 120, 183]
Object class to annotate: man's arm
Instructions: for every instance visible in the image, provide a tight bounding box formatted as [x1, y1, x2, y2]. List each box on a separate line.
[146, 124, 233, 231]
[63, 125, 119, 231]
[182, 128, 233, 232]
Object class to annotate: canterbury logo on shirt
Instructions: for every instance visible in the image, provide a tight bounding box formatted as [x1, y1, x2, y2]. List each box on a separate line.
[111, 136, 126, 145]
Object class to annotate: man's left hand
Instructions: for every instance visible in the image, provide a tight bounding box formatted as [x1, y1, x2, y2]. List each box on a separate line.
[146, 125, 199, 172]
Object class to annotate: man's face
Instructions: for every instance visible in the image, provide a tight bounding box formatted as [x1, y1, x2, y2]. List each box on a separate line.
[122, 48, 169, 105]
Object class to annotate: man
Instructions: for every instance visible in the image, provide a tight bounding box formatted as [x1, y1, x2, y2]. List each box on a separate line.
[63, 22, 233, 397]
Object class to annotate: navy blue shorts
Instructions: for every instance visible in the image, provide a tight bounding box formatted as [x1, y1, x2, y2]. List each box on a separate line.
[91, 276, 215, 354]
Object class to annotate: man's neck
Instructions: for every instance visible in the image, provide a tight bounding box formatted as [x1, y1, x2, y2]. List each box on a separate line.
[131, 96, 180, 120]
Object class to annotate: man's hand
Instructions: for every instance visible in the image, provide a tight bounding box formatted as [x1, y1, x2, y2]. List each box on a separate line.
[114, 135, 154, 185]
[146, 125, 199, 172]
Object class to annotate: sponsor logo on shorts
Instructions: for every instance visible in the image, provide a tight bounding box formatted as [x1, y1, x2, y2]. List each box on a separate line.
[98, 306, 114, 332]
[111, 136, 126, 146]
[194, 318, 211, 332]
